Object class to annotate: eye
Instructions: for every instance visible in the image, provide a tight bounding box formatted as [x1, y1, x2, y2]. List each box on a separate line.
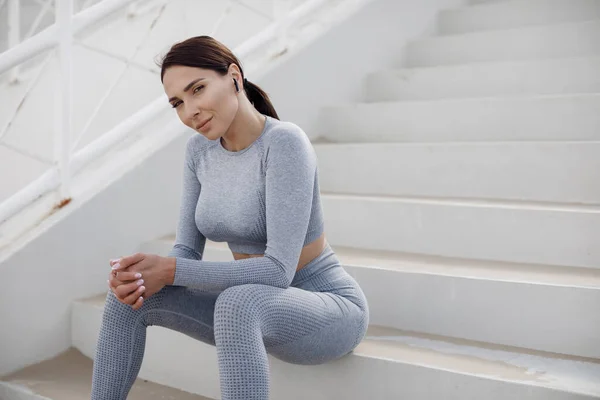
[193, 85, 204, 94]
[171, 101, 182, 108]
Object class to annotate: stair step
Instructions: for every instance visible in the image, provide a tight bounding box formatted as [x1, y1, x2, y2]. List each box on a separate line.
[319, 94, 600, 142]
[439, 0, 600, 34]
[469, 0, 510, 4]
[314, 141, 600, 205]
[336, 244, 600, 359]
[407, 19, 600, 66]
[70, 295, 600, 399]
[365, 57, 600, 102]
[141, 238, 600, 358]
[320, 193, 600, 269]
[0, 348, 212, 400]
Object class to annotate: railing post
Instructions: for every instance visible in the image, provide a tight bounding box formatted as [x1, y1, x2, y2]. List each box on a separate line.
[55, 0, 74, 201]
[7, 0, 20, 83]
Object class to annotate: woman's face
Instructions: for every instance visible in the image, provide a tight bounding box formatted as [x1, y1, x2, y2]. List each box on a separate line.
[162, 65, 239, 139]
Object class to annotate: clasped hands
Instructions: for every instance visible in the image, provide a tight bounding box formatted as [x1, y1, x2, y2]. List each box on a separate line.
[108, 253, 176, 311]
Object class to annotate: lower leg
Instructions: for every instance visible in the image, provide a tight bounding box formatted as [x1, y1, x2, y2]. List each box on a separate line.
[213, 284, 365, 400]
[91, 286, 218, 400]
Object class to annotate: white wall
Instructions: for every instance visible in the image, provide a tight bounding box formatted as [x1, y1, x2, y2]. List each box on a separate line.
[0, 0, 465, 376]
[0, 128, 191, 376]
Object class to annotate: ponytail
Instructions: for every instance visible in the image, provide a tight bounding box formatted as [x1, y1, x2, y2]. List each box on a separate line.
[244, 79, 279, 120]
[159, 36, 280, 120]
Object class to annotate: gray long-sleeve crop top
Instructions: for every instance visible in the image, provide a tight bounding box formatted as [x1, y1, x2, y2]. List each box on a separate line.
[167, 114, 325, 290]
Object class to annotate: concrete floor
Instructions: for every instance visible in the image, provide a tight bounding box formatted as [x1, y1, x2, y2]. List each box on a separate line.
[1, 348, 213, 400]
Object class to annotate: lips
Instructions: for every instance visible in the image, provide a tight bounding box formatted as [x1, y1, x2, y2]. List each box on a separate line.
[196, 117, 212, 130]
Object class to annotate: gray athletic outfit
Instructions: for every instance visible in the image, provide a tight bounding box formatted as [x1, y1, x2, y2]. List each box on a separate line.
[91, 115, 370, 399]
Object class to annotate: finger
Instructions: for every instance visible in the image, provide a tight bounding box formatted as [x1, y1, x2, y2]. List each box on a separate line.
[123, 285, 146, 305]
[107, 280, 128, 305]
[115, 279, 144, 299]
[109, 258, 121, 267]
[114, 271, 142, 282]
[113, 253, 145, 271]
[131, 295, 144, 311]
[108, 273, 126, 291]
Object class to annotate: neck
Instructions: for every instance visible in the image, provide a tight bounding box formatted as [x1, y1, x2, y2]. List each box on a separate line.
[221, 97, 265, 152]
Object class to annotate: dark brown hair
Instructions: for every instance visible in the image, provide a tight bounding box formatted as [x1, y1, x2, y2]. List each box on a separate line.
[158, 36, 279, 120]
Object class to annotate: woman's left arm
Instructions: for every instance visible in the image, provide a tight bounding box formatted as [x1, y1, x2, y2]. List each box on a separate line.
[115, 127, 319, 292]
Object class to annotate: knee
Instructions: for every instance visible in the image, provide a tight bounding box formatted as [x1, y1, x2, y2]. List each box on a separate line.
[214, 284, 265, 327]
[99, 291, 136, 332]
[104, 290, 129, 314]
[102, 289, 156, 326]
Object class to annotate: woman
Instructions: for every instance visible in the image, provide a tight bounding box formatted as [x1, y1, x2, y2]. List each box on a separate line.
[92, 35, 369, 400]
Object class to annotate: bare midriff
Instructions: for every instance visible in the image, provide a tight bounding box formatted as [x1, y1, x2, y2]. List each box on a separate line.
[231, 232, 327, 272]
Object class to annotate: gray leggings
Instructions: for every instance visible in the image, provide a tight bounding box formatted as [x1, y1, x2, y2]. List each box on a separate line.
[91, 244, 369, 399]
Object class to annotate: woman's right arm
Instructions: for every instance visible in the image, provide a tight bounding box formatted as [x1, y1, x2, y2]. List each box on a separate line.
[168, 136, 207, 261]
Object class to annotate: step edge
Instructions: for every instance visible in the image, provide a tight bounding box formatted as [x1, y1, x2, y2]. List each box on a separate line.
[320, 192, 600, 213]
[139, 238, 600, 287]
[413, 17, 600, 42]
[70, 302, 600, 396]
[323, 92, 600, 108]
[366, 55, 600, 74]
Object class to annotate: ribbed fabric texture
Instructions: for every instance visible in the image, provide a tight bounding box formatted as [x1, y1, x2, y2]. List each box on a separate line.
[91, 116, 369, 399]
[168, 114, 325, 291]
[91, 245, 369, 400]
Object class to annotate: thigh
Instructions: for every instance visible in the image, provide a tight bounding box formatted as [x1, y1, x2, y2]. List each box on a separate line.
[266, 288, 366, 365]
[218, 284, 366, 365]
[105, 285, 220, 346]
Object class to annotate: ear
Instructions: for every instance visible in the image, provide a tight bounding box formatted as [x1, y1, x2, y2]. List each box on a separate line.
[227, 63, 242, 82]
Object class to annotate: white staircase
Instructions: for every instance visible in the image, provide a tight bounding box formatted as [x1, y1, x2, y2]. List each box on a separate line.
[2, 0, 600, 399]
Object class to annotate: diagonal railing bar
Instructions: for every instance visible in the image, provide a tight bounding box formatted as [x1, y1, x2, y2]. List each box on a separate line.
[0, 0, 345, 226]
[0, 0, 138, 74]
[24, 0, 56, 41]
[71, 3, 167, 151]
[0, 52, 54, 144]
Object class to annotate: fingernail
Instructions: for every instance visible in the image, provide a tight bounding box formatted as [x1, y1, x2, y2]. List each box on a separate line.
[111, 263, 120, 270]
[139, 286, 145, 292]
[135, 273, 142, 279]
[136, 279, 144, 286]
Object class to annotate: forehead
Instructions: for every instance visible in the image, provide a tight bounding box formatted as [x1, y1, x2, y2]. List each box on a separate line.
[162, 65, 216, 94]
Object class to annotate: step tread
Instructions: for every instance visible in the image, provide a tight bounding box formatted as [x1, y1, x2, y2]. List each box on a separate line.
[149, 237, 600, 288]
[74, 296, 600, 397]
[371, 55, 600, 74]
[361, 326, 600, 397]
[0, 348, 213, 400]
[419, 17, 600, 41]
[329, 92, 600, 107]
[454, 0, 600, 12]
[320, 192, 600, 213]
[440, 0, 600, 33]
[332, 243, 600, 288]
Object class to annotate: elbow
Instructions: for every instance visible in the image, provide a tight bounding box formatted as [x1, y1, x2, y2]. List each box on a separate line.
[267, 266, 293, 289]
[273, 270, 293, 289]
[265, 255, 295, 289]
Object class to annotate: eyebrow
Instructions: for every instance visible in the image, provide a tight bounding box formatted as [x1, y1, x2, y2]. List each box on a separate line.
[168, 78, 205, 102]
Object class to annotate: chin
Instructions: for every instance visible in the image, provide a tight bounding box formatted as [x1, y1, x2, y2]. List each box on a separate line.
[199, 130, 219, 140]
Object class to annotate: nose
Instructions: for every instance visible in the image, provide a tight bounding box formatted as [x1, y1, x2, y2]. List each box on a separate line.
[184, 105, 200, 124]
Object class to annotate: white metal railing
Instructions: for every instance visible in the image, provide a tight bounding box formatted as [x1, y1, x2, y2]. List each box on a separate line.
[0, 0, 333, 225]
[7, 0, 19, 82]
